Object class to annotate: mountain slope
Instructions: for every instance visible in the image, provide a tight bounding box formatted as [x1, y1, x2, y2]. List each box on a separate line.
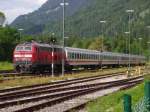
[11, 0, 150, 38]
[11, 0, 90, 34]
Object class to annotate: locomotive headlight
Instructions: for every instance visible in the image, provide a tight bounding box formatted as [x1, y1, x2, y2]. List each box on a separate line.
[14, 54, 32, 58]
[14, 54, 21, 58]
[24, 54, 32, 58]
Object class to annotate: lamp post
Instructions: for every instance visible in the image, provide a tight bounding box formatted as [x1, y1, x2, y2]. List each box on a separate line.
[64, 36, 69, 46]
[60, 0, 69, 76]
[18, 28, 24, 42]
[147, 42, 150, 61]
[147, 26, 150, 62]
[126, 9, 134, 75]
[138, 38, 142, 56]
[124, 32, 130, 54]
[99, 20, 107, 52]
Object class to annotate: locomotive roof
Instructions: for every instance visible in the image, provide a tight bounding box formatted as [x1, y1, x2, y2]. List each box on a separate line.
[18, 41, 62, 48]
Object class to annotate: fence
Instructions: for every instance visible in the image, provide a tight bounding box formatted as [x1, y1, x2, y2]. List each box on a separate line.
[123, 82, 150, 112]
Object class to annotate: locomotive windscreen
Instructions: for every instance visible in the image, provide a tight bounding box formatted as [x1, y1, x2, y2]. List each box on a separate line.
[15, 46, 32, 51]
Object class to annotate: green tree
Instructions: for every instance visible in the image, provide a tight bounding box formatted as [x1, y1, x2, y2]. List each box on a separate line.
[0, 12, 6, 26]
[0, 26, 19, 61]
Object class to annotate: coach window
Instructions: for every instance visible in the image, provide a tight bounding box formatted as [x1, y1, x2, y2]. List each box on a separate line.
[85, 54, 87, 59]
[71, 53, 73, 59]
[79, 53, 81, 59]
[70, 53, 72, 59]
[68, 53, 70, 59]
[72, 53, 75, 59]
[104, 55, 107, 60]
[86, 54, 88, 59]
[74, 53, 76, 59]
[80, 53, 82, 59]
[91, 54, 93, 59]
[93, 55, 95, 60]
[74, 53, 77, 59]
[78, 53, 80, 59]
[82, 54, 84, 59]
[81, 53, 83, 59]
[83, 54, 84, 59]
[84, 54, 86, 59]
[69, 53, 71, 59]
[91, 55, 92, 59]
[88, 54, 90, 59]
[77, 53, 79, 59]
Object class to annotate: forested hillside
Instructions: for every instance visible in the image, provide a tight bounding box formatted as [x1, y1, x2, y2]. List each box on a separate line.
[11, 0, 91, 34]
[11, 0, 150, 38]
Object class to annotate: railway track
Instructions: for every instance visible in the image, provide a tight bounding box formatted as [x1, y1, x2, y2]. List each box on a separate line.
[63, 82, 140, 112]
[0, 69, 106, 82]
[0, 70, 14, 74]
[0, 71, 145, 112]
[0, 67, 145, 83]
[0, 71, 124, 94]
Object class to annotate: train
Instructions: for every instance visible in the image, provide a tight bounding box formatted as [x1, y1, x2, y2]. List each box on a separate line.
[13, 41, 146, 73]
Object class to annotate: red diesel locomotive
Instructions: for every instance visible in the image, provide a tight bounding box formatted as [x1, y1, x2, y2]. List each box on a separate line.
[13, 41, 146, 73]
[13, 41, 65, 73]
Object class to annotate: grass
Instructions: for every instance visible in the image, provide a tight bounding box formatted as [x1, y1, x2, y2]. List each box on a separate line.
[86, 75, 150, 112]
[0, 62, 13, 70]
[0, 67, 135, 89]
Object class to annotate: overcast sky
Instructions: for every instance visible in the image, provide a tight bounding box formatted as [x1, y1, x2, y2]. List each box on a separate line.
[0, 0, 48, 23]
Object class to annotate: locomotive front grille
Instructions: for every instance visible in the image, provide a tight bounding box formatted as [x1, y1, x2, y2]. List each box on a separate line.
[15, 61, 32, 65]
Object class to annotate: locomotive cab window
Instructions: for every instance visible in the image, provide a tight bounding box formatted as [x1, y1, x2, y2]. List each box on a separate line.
[25, 46, 32, 51]
[16, 46, 24, 51]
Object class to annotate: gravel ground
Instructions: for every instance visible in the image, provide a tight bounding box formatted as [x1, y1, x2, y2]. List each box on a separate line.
[69, 75, 127, 87]
[0, 95, 67, 112]
[37, 86, 123, 112]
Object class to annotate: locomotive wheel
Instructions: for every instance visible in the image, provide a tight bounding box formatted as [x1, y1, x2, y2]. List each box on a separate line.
[16, 66, 21, 73]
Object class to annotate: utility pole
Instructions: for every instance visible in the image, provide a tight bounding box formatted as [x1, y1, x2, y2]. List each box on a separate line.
[18, 28, 24, 42]
[126, 9, 134, 76]
[60, 0, 69, 76]
[51, 33, 55, 77]
[99, 20, 107, 52]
